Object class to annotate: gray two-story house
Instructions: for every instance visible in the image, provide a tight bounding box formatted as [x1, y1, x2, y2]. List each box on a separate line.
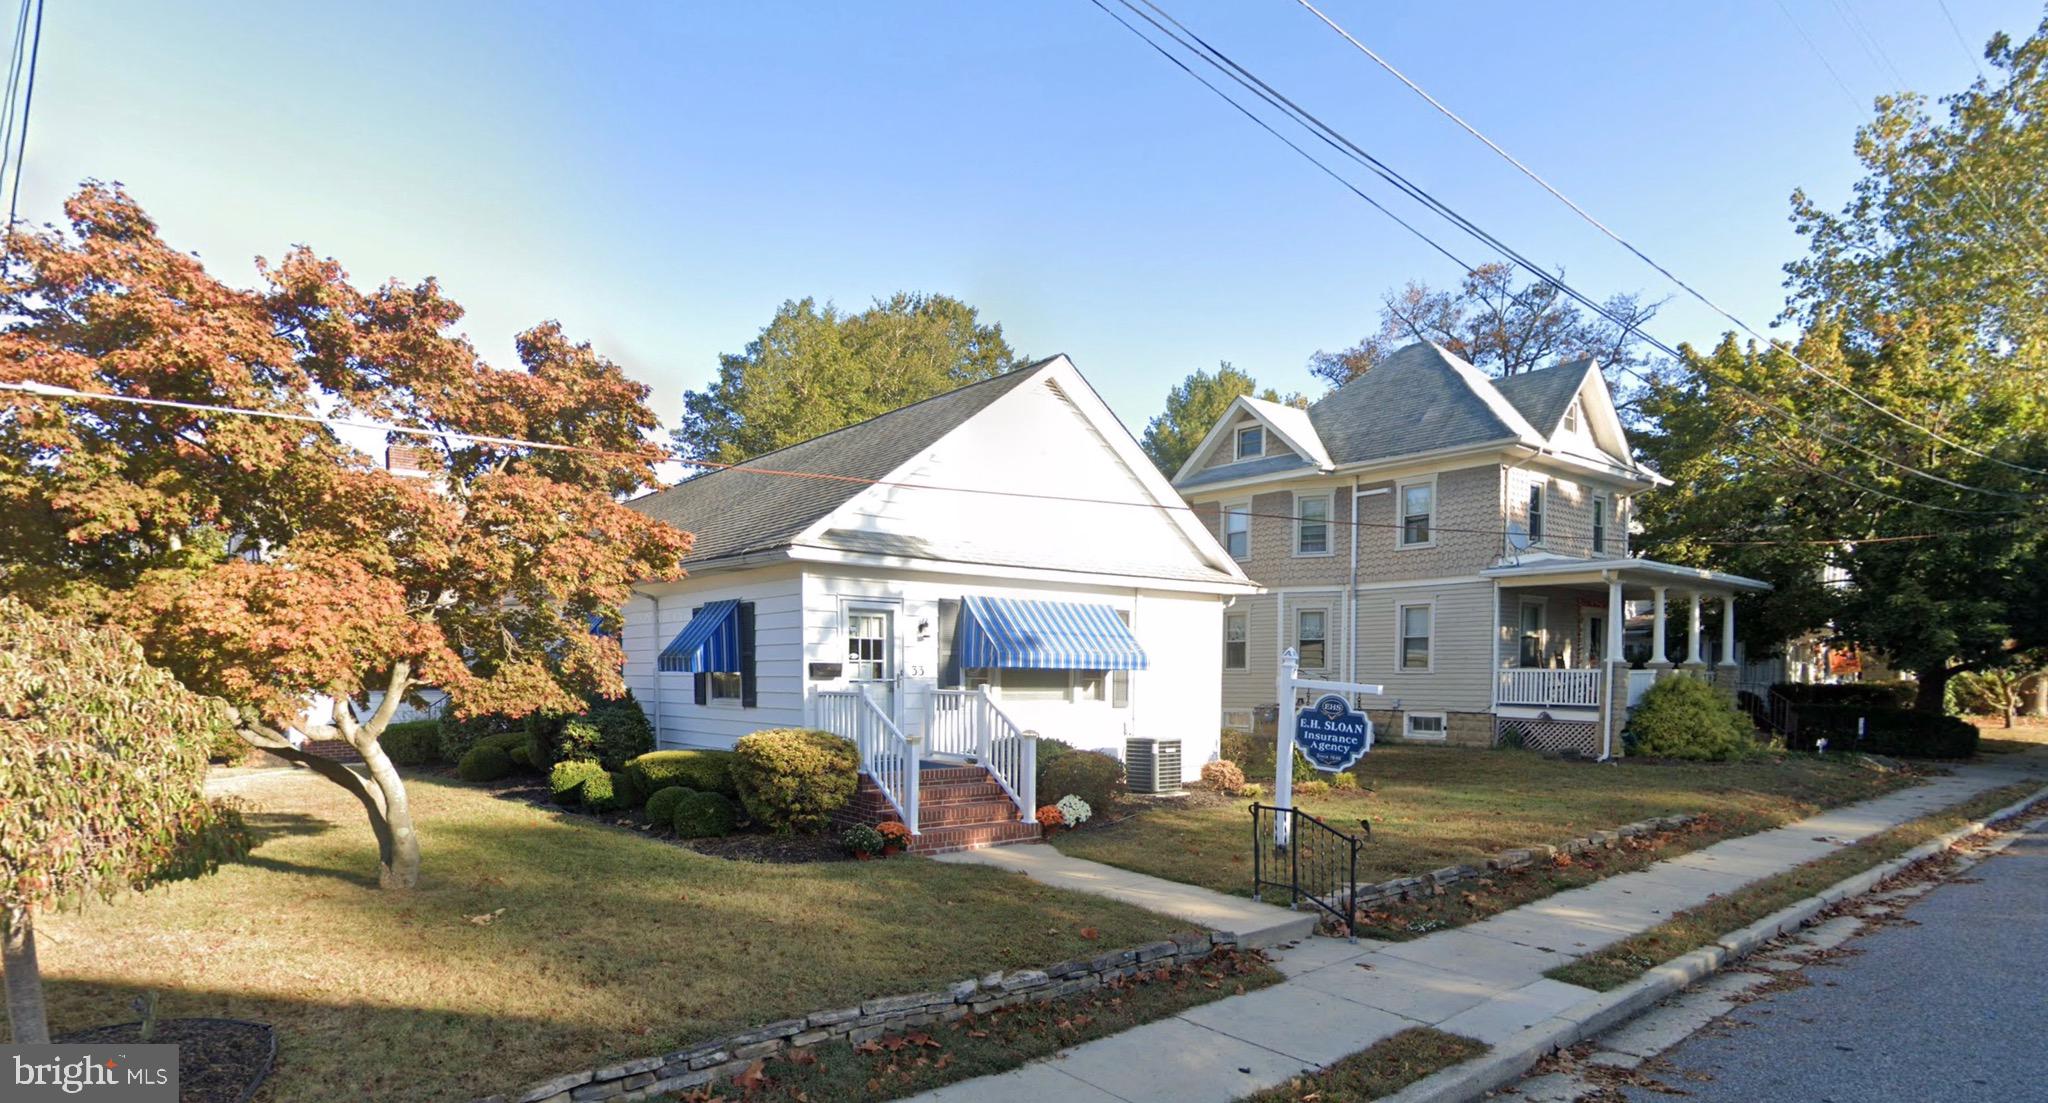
[1173, 342, 1769, 758]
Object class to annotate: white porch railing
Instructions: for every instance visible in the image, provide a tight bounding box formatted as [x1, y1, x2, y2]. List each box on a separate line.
[816, 687, 921, 835]
[929, 687, 1036, 823]
[1496, 667, 1603, 709]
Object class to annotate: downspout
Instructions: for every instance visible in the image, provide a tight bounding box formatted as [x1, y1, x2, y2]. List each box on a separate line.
[648, 593, 663, 744]
[1347, 477, 1360, 687]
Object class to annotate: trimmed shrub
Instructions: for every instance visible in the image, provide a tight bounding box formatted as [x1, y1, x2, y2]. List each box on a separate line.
[1240, 782, 1265, 800]
[1220, 728, 1258, 771]
[1773, 681, 1917, 710]
[1035, 736, 1077, 802]
[380, 719, 442, 766]
[528, 694, 656, 771]
[626, 749, 739, 798]
[730, 729, 860, 834]
[1200, 759, 1247, 794]
[1218, 727, 1315, 781]
[549, 759, 608, 806]
[457, 743, 513, 782]
[674, 790, 738, 838]
[579, 771, 626, 813]
[508, 742, 532, 768]
[611, 767, 648, 809]
[1626, 676, 1757, 761]
[645, 785, 694, 827]
[437, 711, 517, 764]
[1041, 748, 1125, 812]
[1331, 771, 1359, 790]
[1790, 705, 1980, 758]
[1295, 779, 1331, 797]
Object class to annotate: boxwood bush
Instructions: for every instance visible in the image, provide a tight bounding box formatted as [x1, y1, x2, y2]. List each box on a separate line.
[730, 728, 860, 834]
[526, 694, 654, 771]
[644, 785, 694, 827]
[1790, 705, 1980, 758]
[1041, 748, 1126, 810]
[437, 711, 518, 764]
[457, 743, 513, 782]
[625, 749, 738, 798]
[673, 790, 738, 838]
[380, 720, 442, 766]
[549, 759, 609, 806]
[1625, 676, 1758, 761]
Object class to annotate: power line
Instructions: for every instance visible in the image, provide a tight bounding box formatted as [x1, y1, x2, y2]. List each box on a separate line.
[1285, 0, 2048, 479]
[0, 0, 31, 243]
[1094, 0, 2038, 509]
[4, 0, 38, 235]
[1936, 0, 1989, 80]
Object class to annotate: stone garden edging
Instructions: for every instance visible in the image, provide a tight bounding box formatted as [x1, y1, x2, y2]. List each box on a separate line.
[1305, 813, 1701, 918]
[480, 931, 1244, 1103]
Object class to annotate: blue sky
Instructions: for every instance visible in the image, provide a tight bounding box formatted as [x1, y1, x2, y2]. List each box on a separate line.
[19, 1, 2036, 442]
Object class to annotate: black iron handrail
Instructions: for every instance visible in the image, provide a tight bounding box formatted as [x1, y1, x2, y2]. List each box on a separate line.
[1249, 803, 1369, 941]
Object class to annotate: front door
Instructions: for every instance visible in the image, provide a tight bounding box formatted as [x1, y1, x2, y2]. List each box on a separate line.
[845, 607, 897, 725]
[1518, 598, 1547, 667]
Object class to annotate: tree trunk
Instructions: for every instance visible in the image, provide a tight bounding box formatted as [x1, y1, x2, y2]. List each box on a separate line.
[2030, 673, 2048, 719]
[3, 908, 49, 1044]
[238, 724, 397, 875]
[1914, 666, 1955, 714]
[358, 737, 420, 889]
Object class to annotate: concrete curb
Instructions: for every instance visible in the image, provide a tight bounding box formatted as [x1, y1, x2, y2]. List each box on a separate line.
[1378, 783, 2048, 1103]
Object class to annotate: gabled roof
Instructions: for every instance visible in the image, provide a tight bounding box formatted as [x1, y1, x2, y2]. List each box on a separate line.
[1300, 342, 1542, 467]
[1242, 396, 1333, 468]
[1495, 358, 1595, 433]
[630, 359, 1053, 566]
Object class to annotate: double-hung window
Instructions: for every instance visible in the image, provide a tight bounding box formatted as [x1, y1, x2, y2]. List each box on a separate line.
[1295, 493, 1331, 556]
[1527, 483, 1546, 544]
[1296, 609, 1327, 670]
[1591, 494, 1608, 553]
[1562, 398, 1580, 433]
[1223, 612, 1248, 670]
[1223, 503, 1250, 559]
[1235, 424, 1263, 460]
[1399, 479, 1434, 547]
[1398, 603, 1432, 671]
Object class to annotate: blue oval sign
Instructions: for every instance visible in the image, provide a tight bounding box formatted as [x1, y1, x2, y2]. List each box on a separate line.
[1294, 693, 1373, 772]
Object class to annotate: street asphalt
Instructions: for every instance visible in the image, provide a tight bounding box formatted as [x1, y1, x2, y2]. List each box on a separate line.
[1623, 816, 2048, 1103]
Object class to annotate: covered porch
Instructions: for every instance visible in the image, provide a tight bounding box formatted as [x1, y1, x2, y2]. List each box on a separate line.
[1481, 557, 1772, 755]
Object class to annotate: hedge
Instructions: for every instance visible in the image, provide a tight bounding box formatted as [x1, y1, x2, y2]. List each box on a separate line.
[1790, 705, 1979, 759]
[673, 790, 738, 838]
[730, 729, 860, 834]
[1040, 748, 1125, 810]
[457, 743, 513, 782]
[1772, 681, 1917, 710]
[549, 759, 609, 806]
[645, 786, 693, 828]
[437, 711, 519, 764]
[625, 749, 738, 798]
[380, 720, 442, 766]
[526, 694, 655, 771]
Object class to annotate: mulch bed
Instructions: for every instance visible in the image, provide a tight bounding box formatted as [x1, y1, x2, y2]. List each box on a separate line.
[55, 1018, 276, 1103]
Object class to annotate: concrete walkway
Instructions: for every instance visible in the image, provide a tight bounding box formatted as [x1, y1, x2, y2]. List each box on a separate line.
[935, 842, 1317, 948]
[905, 757, 2048, 1103]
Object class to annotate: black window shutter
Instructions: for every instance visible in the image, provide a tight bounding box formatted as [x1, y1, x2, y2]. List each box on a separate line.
[738, 601, 758, 708]
[692, 672, 707, 706]
[937, 599, 962, 689]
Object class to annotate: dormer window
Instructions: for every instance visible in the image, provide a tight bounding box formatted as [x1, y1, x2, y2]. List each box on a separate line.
[1235, 424, 1264, 460]
[1562, 398, 1580, 433]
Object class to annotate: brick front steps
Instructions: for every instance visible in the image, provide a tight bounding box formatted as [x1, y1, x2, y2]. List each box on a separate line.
[837, 762, 1041, 855]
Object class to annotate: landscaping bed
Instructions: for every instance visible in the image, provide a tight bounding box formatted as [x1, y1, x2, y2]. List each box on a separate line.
[37, 770, 1194, 1103]
[54, 1018, 276, 1103]
[1048, 744, 1915, 899]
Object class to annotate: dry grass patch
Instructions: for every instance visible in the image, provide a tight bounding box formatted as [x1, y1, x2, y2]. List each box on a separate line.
[1051, 745, 1912, 898]
[1549, 782, 2045, 990]
[38, 769, 1192, 1103]
[1241, 1027, 1487, 1102]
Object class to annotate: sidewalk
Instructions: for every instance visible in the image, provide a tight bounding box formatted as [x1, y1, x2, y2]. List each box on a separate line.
[904, 756, 2048, 1103]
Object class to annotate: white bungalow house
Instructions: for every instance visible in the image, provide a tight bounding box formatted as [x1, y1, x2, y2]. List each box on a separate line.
[621, 355, 1259, 850]
[1172, 342, 1771, 759]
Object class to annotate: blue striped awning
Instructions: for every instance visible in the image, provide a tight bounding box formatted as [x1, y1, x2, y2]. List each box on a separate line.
[959, 595, 1148, 671]
[658, 600, 741, 673]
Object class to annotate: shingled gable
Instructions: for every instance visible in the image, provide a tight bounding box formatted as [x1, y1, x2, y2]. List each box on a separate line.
[629, 358, 1054, 567]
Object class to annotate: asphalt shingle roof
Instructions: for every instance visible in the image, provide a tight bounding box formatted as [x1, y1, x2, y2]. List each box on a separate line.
[1494, 359, 1593, 434]
[1302, 342, 1528, 467]
[629, 360, 1052, 566]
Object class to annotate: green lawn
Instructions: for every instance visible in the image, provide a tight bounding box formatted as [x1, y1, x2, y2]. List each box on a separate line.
[38, 770, 1193, 1103]
[1050, 744, 1914, 898]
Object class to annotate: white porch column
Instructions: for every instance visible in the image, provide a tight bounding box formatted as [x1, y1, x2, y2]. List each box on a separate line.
[1650, 586, 1670, 670]
[1602, 575, 1625, 760]
[1719, 594, 1739, 669]
[1606, 578, 1626, 662]
[1684, 590, 1705, 668]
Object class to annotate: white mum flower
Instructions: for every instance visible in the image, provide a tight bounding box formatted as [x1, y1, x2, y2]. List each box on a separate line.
[1056, 794, 1092, 825]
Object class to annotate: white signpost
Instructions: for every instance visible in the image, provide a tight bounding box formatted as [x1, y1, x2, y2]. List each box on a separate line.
[1273, 646, 1383, 849]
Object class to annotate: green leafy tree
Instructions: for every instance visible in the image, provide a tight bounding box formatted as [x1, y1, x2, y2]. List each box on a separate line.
[1139, 362, 1304, 475]
[1, 598, 250, 1042]
[673, 292, 1024, 463]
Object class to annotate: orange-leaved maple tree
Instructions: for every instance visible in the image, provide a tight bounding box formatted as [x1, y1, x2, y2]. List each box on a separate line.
[0, 185, 688, 888]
